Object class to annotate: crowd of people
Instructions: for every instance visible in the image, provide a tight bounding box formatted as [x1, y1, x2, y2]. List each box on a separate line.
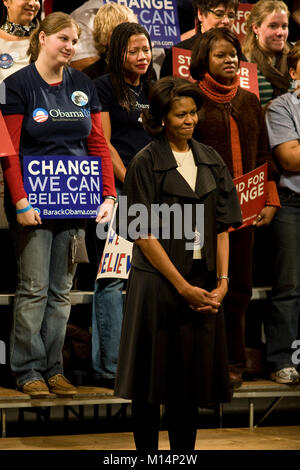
[0, 0, 300, 451]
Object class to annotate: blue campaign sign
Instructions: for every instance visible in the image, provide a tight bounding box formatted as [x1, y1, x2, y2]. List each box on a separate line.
[23, 155, 103, 219]
[104, 0, 180, 47]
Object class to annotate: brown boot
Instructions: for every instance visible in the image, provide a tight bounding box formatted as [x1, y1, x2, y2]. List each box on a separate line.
[229, 371, 243, 389]
[22, 380, 51, 398]
[47, 374, 77, 397]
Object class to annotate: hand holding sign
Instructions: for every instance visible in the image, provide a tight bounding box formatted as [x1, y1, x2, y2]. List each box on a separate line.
[96, 199, 114, 224]
[16, 197, 42, 227]
[253, 205, 278, 227]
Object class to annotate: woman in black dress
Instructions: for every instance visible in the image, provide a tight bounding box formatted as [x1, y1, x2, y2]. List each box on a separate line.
[114, 77, 242, 451]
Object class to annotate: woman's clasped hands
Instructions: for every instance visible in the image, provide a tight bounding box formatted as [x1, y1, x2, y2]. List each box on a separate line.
[181, 282, 228, 314]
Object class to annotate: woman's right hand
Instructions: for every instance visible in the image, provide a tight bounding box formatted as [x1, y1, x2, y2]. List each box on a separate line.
[15, 198, 42, 226]
[179, 283, 221, 314]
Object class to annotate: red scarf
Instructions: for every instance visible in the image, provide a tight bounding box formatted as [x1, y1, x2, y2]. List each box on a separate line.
[198, 73, 242, 177]
[198, 72, 239, 103]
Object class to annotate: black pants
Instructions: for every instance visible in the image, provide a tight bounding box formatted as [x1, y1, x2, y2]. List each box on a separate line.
[131, 400, 198, 451]
[223, 226, 254, 372]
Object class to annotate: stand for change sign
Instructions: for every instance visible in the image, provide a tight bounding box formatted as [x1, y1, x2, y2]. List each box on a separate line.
[23, 155, 103, 218]
[104, 0, 180, 47]
[230, 163, 268, 231]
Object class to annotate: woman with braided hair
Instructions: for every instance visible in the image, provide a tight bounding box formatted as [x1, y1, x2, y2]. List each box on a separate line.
[91, 22, 153, 388]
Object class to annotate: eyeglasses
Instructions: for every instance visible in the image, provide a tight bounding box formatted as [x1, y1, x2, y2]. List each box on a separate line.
[207, 9, 236, 21]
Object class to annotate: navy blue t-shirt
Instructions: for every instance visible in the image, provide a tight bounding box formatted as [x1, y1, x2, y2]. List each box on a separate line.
[1, 63, 101, 159]
[94, 73, 151, 169]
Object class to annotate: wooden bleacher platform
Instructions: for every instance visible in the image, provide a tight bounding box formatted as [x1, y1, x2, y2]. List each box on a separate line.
[222, 380, 300, 428]
[0, 380, 300, 437]
[0, 385, 130, 438]
[1, 287, 299, 437]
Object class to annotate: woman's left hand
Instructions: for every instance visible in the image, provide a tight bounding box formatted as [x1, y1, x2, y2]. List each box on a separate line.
[253, 206, 278, 227]
[190, 280, 228, 312]
[96, 198, 114, 224]
[210, 283, 228, 304]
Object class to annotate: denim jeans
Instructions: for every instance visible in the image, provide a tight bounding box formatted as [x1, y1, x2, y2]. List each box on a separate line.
[91, 185, 124, 379]
[10, 219, 83, 388]
[265, 194, 300, 372]
[91, 278, 124, 379]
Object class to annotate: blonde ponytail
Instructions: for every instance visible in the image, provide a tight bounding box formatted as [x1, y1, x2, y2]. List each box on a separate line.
[27, 27, 40, 63]
[26, 12, 80, 63]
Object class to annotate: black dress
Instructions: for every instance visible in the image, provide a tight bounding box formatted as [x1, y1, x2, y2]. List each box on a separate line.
[114, 133, 242, 407]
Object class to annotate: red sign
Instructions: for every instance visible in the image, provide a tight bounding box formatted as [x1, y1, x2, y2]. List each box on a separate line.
[230, 163, 268, 231]
[0, 111, 15, 157]
[172, 49, 259, 98]
[239, 61, 259, 99]
[231, 3, 254, 43]
[172, 47, 195, 82]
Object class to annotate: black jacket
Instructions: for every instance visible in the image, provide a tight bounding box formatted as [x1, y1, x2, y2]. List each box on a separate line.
[119, 132, 242, 275]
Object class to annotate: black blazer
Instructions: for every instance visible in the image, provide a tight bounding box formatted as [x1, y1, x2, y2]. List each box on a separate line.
[118, 132, 242, 275]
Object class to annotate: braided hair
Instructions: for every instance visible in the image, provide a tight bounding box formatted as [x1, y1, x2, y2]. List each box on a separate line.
[108, 22, 153, 110]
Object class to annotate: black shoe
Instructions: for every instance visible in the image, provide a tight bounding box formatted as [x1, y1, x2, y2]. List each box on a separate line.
[92, 376, 115, 389]
[229, 371, 243, 389]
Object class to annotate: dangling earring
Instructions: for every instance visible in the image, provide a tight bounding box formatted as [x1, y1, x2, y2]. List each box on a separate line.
[292, 79, 300, 89]
[255, 34, 259, 40]
[162, 121, 165, 127]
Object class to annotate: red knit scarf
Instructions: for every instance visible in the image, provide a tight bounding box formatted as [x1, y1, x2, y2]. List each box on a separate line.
[198, 73, 242, 177]
[198, 72, 239, 103]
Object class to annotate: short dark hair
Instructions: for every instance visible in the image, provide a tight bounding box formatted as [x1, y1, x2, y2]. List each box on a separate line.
[287, 41, 300, 71]
[108, 22, 153, 109]
[143, 77, 203, 136]
[192, 0, 240, 16]
[190, 27, 242, 81]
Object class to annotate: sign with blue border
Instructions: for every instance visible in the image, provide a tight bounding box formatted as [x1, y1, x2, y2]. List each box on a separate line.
[104, 0, 180, 47]
[23, 155, 103, 219]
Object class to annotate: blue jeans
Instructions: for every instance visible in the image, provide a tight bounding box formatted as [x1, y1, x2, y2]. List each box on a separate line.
[91, 278, 124, 379]
[10, 220, 83, 388]
[91, 185, 124, 379]
[265, 194, 300, 372]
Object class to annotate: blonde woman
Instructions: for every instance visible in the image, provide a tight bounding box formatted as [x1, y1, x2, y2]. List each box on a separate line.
[243, 0, 291, 106]
[0, 12, 116, 397]
[83, 2, 137, 79]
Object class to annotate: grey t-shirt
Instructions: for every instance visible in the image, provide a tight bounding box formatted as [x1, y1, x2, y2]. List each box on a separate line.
[266, 91, 300, 193]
